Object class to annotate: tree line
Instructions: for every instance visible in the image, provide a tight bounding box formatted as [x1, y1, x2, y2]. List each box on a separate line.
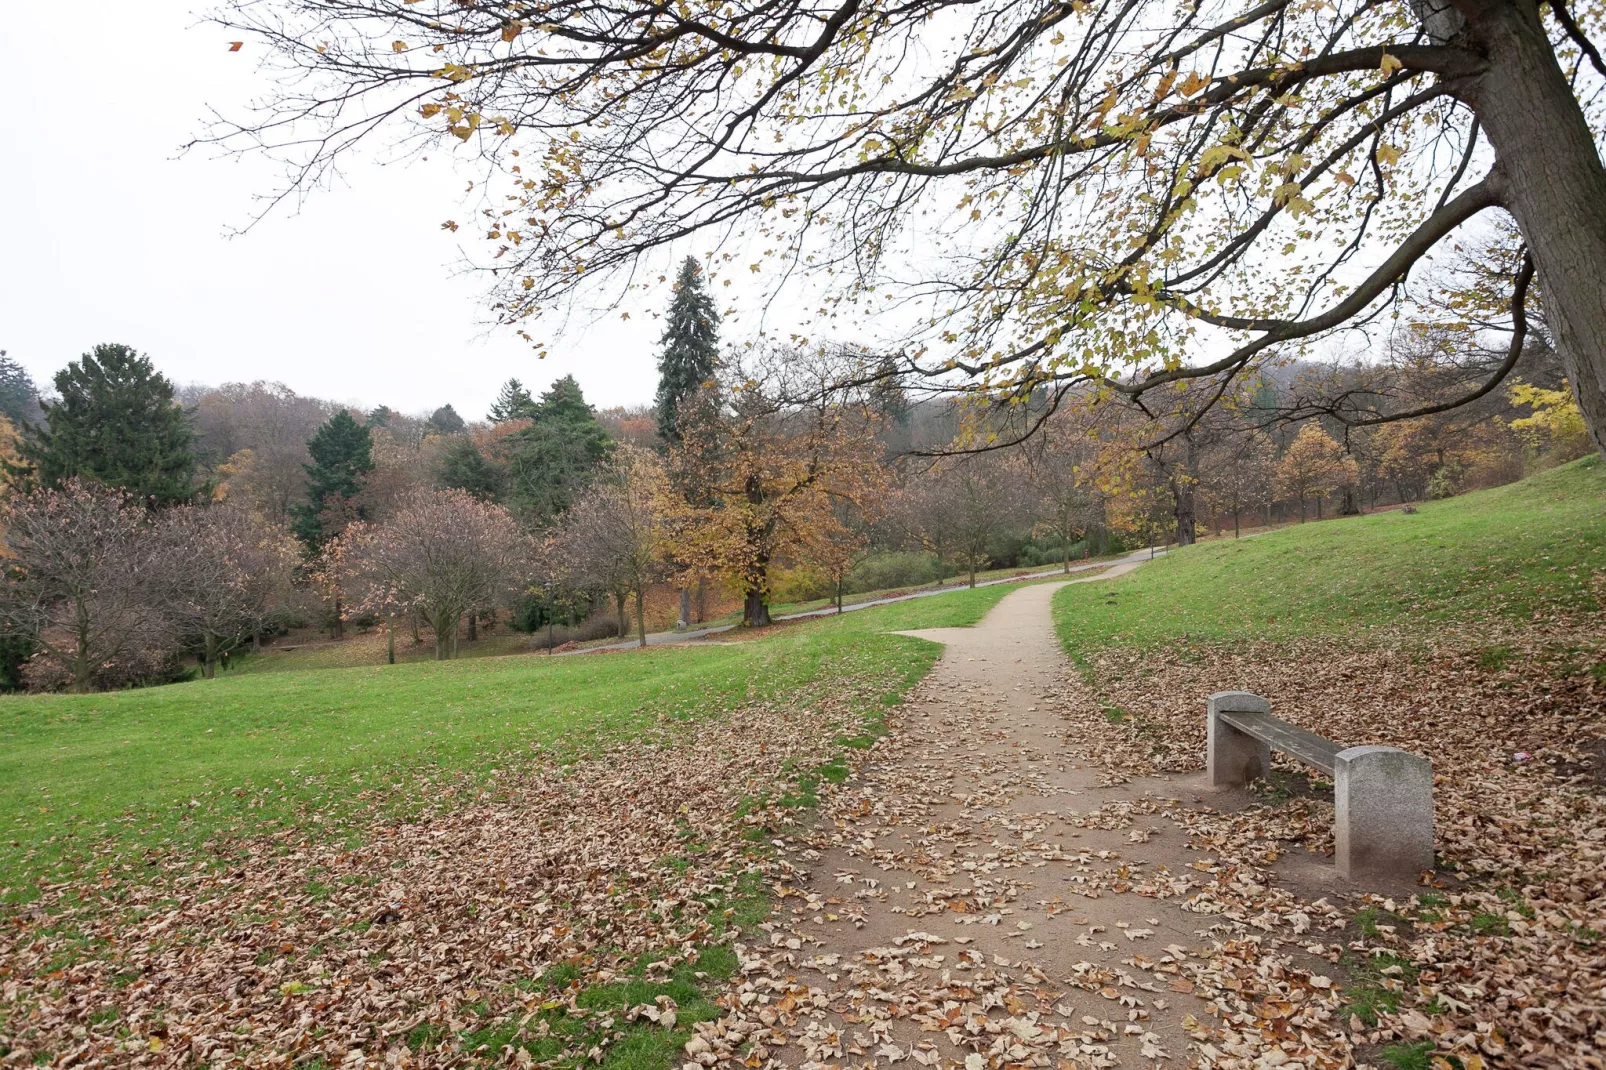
[0, 253, 1588, 690]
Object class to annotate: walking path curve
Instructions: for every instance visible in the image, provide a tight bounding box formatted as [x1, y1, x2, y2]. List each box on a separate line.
[569, 548, 1166, 655]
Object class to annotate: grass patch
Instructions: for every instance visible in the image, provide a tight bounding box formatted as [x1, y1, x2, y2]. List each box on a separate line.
[1379, 1041, 1436, 1070]
[0, 581, 1025, 902]
[1341, 951, 1419, 1027]
[1053, 457, 1606, 654]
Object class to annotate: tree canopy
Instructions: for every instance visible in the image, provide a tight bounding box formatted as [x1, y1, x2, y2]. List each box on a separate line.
[293, 409, 375, 548]
[0, 353, 41, 427]
[425, 404, 466, 436]
[505, 376, 611, 526]
[18, 343, 196, 506]
[654, 258, 720, 445]
[488, 378, 535, 423]
[209, 0, 1606, 459]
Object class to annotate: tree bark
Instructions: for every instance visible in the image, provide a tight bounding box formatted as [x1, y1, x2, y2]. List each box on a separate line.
[387, 617, 395, 664]
[203, 633, 217, 680]
[636, 586, 649, 648]
[332, 593, 344, 640]
[1468, 1, 1606, 457]
[743, 588, 771, 627]
[615, 591, 628, 639]
[678, 586, 691, 628]
[467, 611, 477, 642]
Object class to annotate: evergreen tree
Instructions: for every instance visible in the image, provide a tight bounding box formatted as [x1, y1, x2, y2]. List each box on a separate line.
[366, 405, 395, 428]
[0, 352, 40, 426]
[292, 410, 375, 547]
[488, 378, 535, 422]
[426, 403, 466, 435]
[507, 376, 611, 525]
[654, 257, 720, 444]
[18, 343, 196, 505]
[436, 437, 503, 501]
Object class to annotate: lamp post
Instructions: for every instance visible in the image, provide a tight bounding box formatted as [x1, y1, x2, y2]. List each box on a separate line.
[543, 579, 555, 654]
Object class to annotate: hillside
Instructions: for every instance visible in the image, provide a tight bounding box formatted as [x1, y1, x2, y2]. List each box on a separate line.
[1054, 454, 1606, 652]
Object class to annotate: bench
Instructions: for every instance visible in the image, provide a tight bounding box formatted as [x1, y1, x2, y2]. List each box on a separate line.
[1206, 692, 1433, 882]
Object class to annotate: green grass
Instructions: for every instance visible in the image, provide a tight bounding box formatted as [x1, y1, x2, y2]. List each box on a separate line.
[1053, 456, 1606, 653]
[0, 579, 1026, 901]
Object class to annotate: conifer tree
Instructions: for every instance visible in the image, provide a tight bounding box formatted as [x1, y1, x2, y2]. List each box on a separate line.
[654, 257, 719, 445]
[488, 378, 535, 423]
[436, 437, 503, 502]
[426, 404, 466, 436]
[0, 352, 40, 427]
[293, 409, 375, 548]
[506, 376, 611, 526]
[18, 343, 196, 505]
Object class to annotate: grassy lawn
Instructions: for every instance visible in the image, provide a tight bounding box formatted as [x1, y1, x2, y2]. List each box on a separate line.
[1053, 455, 1606, 653]
[0, 580, 1021, 901]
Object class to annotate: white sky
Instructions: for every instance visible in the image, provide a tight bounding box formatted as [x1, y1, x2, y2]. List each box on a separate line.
[0, 2, 666, 419]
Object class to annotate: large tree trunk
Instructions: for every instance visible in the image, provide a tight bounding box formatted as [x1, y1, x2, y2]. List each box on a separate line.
[743, 588, 771, 627]
[636, 586, 649, 648]
[467, 611, 477, 642]
[1172, 480, 1197, 545]
[203, 634, 217, 680]
[678, 587, 691, 628]
[1470, 1, 1606, 457]
[615, 591, 628, 638]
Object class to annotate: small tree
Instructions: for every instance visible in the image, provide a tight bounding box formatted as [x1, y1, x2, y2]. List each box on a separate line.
[18, 344, 196, 505]
[1276, 425, 1357, 521]
[344, 487, 527, 659]
[293, 409, 374, 548]
[157, 501, 299, 678]
[554, 447, 671, 646]
[0, 480, 171, 693]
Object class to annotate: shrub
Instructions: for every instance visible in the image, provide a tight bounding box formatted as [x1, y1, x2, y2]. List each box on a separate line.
[844, 551, 942, 594]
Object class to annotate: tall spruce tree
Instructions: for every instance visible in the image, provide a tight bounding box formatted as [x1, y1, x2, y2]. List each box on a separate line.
[19, 343, 196, 505]
[654, 257, 719, 444]
[506, 376, 610, 526]
[293, 409, 375, 548]
[488, 378, 535, 422]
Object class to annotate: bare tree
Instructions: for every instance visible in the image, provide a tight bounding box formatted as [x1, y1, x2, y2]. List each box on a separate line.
[0, 480, 171, 693]
[553, 446, 671, 647]
[156, 501, 301, 678]
[342, 487, 528, 659]
[902, 455, 1027, 588]
[190, 382, 336, 523]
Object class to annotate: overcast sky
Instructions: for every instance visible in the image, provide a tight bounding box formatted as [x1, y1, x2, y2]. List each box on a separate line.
[1, 2, 666, 419]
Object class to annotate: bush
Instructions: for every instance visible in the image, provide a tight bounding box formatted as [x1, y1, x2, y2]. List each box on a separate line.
[844, 551, 943, 595]
[1018, 537, 1089, 568]
[21, 644, 192, 693]
[772, 563, 834, 604]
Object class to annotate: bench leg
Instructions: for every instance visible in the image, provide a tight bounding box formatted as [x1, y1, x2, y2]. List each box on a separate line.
[1334, 746, 1434, 882]
[1207, 692, 1271, 787]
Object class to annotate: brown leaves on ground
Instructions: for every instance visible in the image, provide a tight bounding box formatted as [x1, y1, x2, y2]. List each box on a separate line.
[1058, 612, 1606, 1067]
[0, 694, 868, 1067]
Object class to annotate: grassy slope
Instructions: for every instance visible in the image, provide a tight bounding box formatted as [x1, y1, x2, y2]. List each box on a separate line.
[0, 580, 1022, 898]
[1054, 455, 1606, 653]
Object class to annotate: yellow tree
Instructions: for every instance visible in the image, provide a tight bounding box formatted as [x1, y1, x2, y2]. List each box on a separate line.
[668, 356, 884, 626]
[1276, 425, 1358, 521]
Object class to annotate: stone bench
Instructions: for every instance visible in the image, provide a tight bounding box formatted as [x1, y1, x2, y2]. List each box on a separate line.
[1206, 691, 1433, 882]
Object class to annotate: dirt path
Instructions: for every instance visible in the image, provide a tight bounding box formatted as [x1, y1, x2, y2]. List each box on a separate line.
[715, 576, 1235, 1069]
[572, 550, 1165, 655]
